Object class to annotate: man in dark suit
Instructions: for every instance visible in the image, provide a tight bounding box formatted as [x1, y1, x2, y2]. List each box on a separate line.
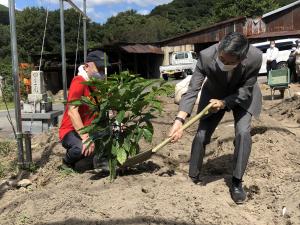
[169, 32, 262, 204]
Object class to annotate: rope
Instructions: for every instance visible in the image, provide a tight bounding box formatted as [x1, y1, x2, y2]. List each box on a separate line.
[29, 96, 37, 134]
[73, 13, 82, 77]
[38, 8, 49, 72]
[30, 4, 49, 133]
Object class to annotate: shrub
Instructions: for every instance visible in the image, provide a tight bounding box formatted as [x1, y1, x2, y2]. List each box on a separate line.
[0, 62, 13, 102]
[71, 71, 172, 179]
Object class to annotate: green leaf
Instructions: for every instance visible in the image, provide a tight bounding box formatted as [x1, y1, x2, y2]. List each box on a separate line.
[111, 144, 118, 156]
[116, 110, 125, 123]
[78, 124, 95, 135]
[143, 128, 153, 142]
[129, 143, 139, 156]
[81, 96, 96, 107]
[136, 127, 143, 142]
[68, 99, 82, 106]
[122, 138, 131, 153]
[116, 147, 127, 165]
[152, 86, 158, 92]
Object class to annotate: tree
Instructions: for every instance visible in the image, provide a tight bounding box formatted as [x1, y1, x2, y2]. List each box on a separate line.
[0, 0, 294, 62]
[276, 0, 297, 6]
[100, 10, 180, 44]
[213, 0, 279, 21]
[72, 72, 172, 179]
[0, 62, 13, 102]
[0, 24, 10, 61]
[15, 7, 49, 61]
[87, 22, 103, 49]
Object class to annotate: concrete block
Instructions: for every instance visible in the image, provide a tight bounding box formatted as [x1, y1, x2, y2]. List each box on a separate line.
[28, 93, 47, 102]
[22, 102, 41, 113]
[22, 120, 43, 133]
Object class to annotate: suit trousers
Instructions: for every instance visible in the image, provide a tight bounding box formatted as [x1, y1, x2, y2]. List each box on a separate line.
[189, 106, 252, 180]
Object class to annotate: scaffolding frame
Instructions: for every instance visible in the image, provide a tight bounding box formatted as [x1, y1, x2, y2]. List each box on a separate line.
[9, 0, 89, 168]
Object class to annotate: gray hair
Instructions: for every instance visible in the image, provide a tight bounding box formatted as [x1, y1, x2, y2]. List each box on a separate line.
[218, 32, 249, 60]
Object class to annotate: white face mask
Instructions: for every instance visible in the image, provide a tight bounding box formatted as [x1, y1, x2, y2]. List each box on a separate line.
[216, 57, 238, 72]
[270, 44, 275, 48]
[91, 71, 106, 80]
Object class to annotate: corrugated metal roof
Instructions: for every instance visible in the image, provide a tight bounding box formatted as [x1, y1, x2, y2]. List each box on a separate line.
[263, 0, 300, 18]
[248, 30, 300, 39]
[121, 44, 163, 54]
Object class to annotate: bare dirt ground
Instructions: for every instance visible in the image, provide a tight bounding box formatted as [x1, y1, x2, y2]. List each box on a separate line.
[0, 83, 299, 225]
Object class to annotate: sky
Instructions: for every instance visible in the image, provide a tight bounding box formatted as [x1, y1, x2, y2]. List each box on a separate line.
[0, 0, 173, 24]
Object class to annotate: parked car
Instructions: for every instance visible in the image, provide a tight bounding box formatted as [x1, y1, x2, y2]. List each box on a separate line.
[160, 51, 197, 80]
[252, 38, 299, 74]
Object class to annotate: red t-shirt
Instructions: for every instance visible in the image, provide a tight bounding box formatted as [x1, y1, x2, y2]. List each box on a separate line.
[59, 76, 95, 140]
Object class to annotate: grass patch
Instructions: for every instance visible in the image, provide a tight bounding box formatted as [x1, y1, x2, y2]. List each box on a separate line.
[0, 101, 15, 110]
[19, 214, 32, 224]
[0, 139, 18, 178]
[0, 159, 17, 178]
[58, 165, 77, 176]
[27, 163, 39, 173]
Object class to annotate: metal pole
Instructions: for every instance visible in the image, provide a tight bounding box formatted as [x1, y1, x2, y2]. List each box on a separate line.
[83, 0, 87, 61]
[60, 0, 67, 102]
[104, 52, 107, 76]
[24, 131, 32, 168]
[8, 0, 25, 168]
[65, 0, 85, 15]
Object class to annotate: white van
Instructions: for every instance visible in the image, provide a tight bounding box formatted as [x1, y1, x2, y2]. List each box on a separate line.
[252, 38, 299, 74]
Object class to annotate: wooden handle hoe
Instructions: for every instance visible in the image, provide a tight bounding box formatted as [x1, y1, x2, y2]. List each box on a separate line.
[121, 103, 214, 168]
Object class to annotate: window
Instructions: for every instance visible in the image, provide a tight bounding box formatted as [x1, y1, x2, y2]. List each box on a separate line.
[276, 41, 293, 51]
[192, 52, 197, 59]
[254, 41, 295, 53]
[255, 44, 269, 53]
[175, 53, 185, 59]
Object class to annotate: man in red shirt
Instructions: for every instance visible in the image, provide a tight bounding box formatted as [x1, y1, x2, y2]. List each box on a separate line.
[59, 50, 107, 170]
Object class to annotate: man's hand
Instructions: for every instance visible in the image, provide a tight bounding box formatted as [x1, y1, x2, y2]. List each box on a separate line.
[81, 134, 95, 157]
[209, 99, 225, 113]
[168, 120, 184, 143]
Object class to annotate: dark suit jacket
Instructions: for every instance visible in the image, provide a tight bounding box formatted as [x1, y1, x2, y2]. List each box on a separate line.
[179, 44, 263, 118]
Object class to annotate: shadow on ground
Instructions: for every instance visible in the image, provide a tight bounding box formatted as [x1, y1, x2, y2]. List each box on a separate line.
[34, 217, 208, 225]
[89, 161, 161, 181]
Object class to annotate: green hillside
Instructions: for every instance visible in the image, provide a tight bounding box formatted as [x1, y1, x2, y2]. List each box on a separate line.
[150, 0, 296, 33]
[0, 0, 298, 61]
[100, 0, 297, 44]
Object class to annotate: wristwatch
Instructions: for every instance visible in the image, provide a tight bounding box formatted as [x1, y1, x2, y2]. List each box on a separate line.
[175, 116, 185, 124]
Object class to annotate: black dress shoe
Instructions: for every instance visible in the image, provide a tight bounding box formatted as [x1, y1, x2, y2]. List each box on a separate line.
[230, 177, 246, 204]
[189, 175, 202, 184]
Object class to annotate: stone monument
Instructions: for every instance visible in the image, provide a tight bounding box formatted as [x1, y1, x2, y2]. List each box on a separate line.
[21, 71, 62, 133]
[22, 71, 52, 113]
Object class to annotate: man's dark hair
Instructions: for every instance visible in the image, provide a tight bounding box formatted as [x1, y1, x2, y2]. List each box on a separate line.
[218, 32, 249, 60]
